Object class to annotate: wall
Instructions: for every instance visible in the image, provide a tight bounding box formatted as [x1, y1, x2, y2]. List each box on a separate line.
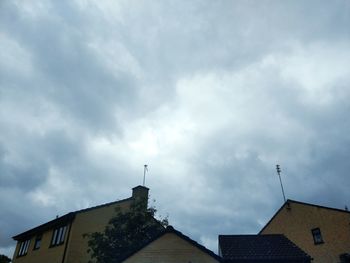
[261, 202, 350, 263]
[11, 186, 147, 263]
[122, 232, 220, 263]
[12, 223, 70, 263]
[64, 199, 132, 263]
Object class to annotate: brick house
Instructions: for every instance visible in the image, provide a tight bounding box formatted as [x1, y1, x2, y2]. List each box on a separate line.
[121, 225, 221, 263]
[11, 185, 220, 263]
[259, 199, 350, 263]
[12, 186, 150, 263]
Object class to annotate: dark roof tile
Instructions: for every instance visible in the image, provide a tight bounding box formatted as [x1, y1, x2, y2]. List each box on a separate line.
[219, 234, 311, 262]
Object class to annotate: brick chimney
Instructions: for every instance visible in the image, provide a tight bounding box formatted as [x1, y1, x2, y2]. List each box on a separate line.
[132, 185, 149, 207]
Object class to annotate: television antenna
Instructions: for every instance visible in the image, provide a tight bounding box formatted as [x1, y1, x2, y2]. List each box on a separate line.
[276, 164, 286, 203]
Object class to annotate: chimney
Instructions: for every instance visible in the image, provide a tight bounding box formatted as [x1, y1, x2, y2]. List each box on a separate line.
[132, 185, 149, 207]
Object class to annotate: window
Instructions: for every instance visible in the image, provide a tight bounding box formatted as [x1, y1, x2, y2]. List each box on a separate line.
[17, 239, 31, 256]
[51, 225, 67, 246]
[311, 228, 324, 244]
[33, 234, 42, 250]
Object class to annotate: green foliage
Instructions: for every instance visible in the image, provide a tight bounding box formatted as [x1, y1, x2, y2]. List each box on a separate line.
[84, 200, 168, 263]
[0, 254, 11, 263]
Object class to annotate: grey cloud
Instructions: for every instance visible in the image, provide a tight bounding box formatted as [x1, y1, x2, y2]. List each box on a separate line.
[1, 1, 140, 133]
[1, 0, 350, 256]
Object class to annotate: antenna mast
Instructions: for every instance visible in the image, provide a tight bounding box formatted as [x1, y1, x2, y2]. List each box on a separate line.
[276, 164, 286, 203]
[143, 164, 148, 186]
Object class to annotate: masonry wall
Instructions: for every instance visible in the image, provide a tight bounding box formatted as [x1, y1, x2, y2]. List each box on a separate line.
[122, 232, 220, 263]
[64, 199, 132, 263]
[11, 199, 133, 263]
[12, 223, 70, 263]
[261, 202, 350, 263]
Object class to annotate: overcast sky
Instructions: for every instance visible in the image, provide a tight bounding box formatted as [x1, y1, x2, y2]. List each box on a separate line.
[1, 0, 350, 258]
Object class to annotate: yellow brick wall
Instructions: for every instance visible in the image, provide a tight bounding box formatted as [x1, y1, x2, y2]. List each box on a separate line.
[12, 223, 70, 263]
[64, 199, 132, 263]
[261, 202, 350, 263]
[122, 232, 220, 263]
[11, 199, 132, 263]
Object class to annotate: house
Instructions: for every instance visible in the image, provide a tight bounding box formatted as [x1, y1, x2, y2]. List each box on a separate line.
[11, 185, 221, 263]
[219, 234, 312, 263]
[12, 185, 150, 263]
[120, 225, 221, 263]
[259, 199, 350, 263]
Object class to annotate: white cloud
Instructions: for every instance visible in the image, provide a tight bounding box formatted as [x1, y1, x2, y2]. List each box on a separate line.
[279, 42, 350, 104]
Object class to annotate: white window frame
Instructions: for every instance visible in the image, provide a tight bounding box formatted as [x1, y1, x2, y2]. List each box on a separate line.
[51, 225, 67, 246]
[17, 239, 31, 256]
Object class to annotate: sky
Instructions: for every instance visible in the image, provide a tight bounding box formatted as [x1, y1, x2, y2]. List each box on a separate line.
[1, 0, 350, 258]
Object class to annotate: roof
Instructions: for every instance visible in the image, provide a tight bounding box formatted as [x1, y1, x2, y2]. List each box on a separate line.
[12, 197, 132, 240]
[259, 199, 350, 234]
[120, 225, 222, 262]
[219, 234, 312, 262]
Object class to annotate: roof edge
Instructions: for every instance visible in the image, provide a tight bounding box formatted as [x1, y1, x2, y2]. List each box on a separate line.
[120, 225, 222, 262]
[167, 226, 222, 261]
[258, 199, 350, 234]
[75, 197, 133, 214]
[13, 212, 76, 240]
[287, 199, 350, 214]
[12, 197, 133, 240]
[258, 201, 287, 234]
[220, 234, 285, 238]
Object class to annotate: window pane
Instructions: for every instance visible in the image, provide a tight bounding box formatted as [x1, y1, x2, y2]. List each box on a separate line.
[51, 225, 67, 246]
[60, 226, 67, 243]
[34, 235, 42, 250]
[18, 242, 24, 256]
[18, 239, 30, 256]
[312, 228, 323, 244]
[57, 227, 63, 244]
[24, 240, 30, 253]
[34, 239, 41, 249]
[52, 229, 58, 245]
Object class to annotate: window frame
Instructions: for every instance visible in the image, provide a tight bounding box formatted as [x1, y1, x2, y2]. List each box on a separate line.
[311, 227, 324, 245]
[33, 234, 42, 250]
[50, 225, 67, 247]
[17, 239, 31, 257]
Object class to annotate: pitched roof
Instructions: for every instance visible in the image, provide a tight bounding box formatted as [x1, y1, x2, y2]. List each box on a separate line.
[219, 234, 311, 262]
[120, 225, 222, 262]
[12, 197, 132, 240]
[259, 199, 350, 234]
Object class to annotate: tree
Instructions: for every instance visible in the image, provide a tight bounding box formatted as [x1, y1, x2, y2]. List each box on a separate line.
[84, 199, 168, 263]
[0, 254, 11, 263]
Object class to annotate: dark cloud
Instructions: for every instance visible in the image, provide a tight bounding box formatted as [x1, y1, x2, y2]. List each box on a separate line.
[1, 0, 350, 257]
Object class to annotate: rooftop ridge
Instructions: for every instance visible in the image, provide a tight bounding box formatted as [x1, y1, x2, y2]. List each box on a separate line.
[76, 197, 133, 214]
[119, 225, 222, 262]
[13, 197, 133, 240]
[287, 199, 350, 214]
[167, 226, 221, 261]
[259, 199, 350, 234]
[219, 234, 285, 237]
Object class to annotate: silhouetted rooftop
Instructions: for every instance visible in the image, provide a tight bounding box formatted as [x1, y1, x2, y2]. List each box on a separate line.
[219, 234, 311, 262]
